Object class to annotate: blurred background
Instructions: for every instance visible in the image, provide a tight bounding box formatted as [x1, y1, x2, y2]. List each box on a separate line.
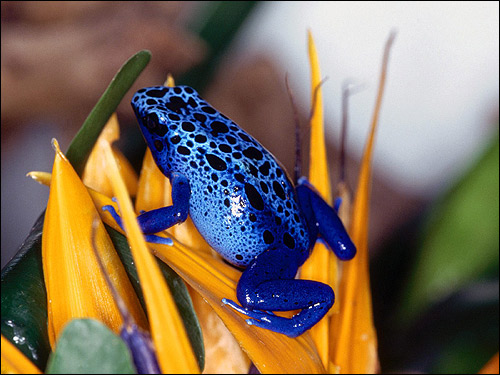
[1, 1, 498, 373]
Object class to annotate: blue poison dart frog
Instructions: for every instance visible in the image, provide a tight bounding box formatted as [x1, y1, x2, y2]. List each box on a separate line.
[103, 85, 356, 337]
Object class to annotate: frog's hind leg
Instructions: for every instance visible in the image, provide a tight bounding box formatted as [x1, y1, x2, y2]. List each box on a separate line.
[103, 172, 190, 245]
[222, 247, 334, 337]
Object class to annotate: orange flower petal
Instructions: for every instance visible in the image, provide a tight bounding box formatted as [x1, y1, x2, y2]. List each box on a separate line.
[299, 30, 339, 368]
[330, 31, 396, 374]
[151, 239, 325, 374]
[82, 113, 138, 197]
[42, 139, 147, 348]
[1, 335, 42, 374]
[102, 140, 200, 373]
[478, 352, 499, 374]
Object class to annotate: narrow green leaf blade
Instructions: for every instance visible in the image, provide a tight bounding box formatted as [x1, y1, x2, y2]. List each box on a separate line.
[66, 50, 151, 176]
[45, 319, 136, 374]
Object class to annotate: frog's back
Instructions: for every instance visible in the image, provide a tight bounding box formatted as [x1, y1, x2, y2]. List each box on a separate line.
[132, 86, 311, 267]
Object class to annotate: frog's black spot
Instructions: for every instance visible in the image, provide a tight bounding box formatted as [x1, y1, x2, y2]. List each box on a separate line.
[284, 210, 290, 217]
[190, 161, 197, 168]
[194, 134, 207, 143]
[143, 112, 158, 129]
[204, 166, 210, 172]
[286, 201, 292, 209]
[249, 213, 256, 222]
[197, 147, 206, 154]
[241, 226, 246, 232]
[184, 87, 194, 94]
[273, 180, 286, 200]
[152, 123, 168, 137]
[146, 99, 157, 105]
[211, 173, 218, 182]
[210, 121, 229, 135]
[274, 216, 282, 226]
[235, 254, 243, 261]
[187, 97, 198, 108]
[166, 96, 188, 113]
[263, 230, 274, 244]
[186, 140, 193, 148]
[170, 135, 181, 144]
[169, 125, 177, 130]
[277, 205, 284, 213]
[201, 106, 217, 114]
[207, 185, 213, 193]
[283, 233, 295, 249]
[137, 88, 146, 93]
[293, 213, 300, 223]
[194, 113, 206, 123]
[206, 154, 227, 171]
[221, 180, 228, 187]
[173, 87, 182, 94]
[226, 135, 237, 145]
[243, 147, 263, 160]
[145, 88, 168, 98]
[182, 121, 195, 132]
[209, 142, 216, 149]
[245, 183, 264, 211]
[248, 164, 259, 178]
[260, 181, 269, 194]
[233, 152, 242, 159]
[238, 132, 251, 142]
[133, 96, 139, 102]
[219, 144, 232, 153]
[230, 125, 238, 131]
[259, 161, 271, 176]
[168, 113, 180, 121]
[154, 140, 163, 152]
[276, 168, 283, 177]
[224, 198, 230, 207]
[234, 173, 245, 183]
[224, 189, 229, 195]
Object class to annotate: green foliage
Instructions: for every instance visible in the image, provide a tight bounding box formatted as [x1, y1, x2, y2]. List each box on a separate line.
[401, 132, 499, 322]
[45, 319, 136, 374]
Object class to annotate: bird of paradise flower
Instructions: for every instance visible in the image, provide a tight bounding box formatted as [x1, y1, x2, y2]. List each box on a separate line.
[3, 30, 498, 375]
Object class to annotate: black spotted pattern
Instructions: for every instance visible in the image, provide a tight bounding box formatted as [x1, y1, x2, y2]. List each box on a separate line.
[131, 85, 311, 267]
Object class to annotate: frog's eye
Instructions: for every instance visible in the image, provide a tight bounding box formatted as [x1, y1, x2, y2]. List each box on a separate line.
[142, 112, 159, 130]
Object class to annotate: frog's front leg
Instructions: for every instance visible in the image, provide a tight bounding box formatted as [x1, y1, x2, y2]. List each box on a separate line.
[103, 172, 190, 244]
[296, 178, 356, 261]
[223, 247, 335, 338]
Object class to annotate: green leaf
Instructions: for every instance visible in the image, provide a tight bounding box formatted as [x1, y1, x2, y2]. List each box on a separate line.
[66, 50, 151, 176]
[1, 212, 50, 370]
[400, 132, 499, 322]
[45, 319, 136, 374]
[105, 225, 205, 371]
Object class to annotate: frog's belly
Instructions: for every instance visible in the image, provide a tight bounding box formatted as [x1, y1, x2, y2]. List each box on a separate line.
[189, 195, 271, 267]
[188, 190, 310, 268]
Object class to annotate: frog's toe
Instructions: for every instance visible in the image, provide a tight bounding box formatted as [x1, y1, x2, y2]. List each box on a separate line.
[144, 234, 173, 246]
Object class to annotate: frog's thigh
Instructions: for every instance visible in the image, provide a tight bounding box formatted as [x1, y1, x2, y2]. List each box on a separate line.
[137, 172, 190, 234]
[234, 247, 334, 337]
[237, 247, 334, 311]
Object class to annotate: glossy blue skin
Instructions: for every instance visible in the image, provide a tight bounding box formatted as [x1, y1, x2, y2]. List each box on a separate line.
[105, 85, 356, 337]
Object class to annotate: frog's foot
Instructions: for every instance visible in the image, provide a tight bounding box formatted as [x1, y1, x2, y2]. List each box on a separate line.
[102, 205, 173, 246]
[222, 295, 331, 338]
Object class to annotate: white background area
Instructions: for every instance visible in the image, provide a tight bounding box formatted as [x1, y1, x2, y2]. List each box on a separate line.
[231, 1, 499, 197]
